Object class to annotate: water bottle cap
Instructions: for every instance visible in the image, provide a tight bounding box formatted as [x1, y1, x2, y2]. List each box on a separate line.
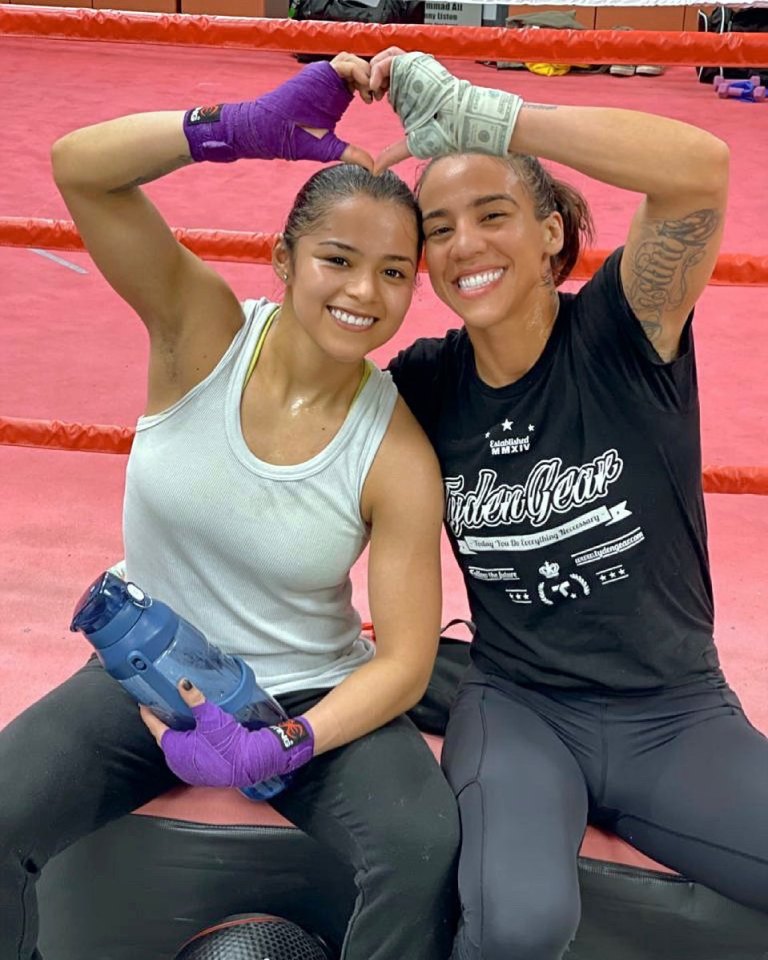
[70, 571, 149, 647]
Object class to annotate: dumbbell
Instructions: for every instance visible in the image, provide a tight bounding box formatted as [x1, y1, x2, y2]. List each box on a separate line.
[714, 75, 764, 99]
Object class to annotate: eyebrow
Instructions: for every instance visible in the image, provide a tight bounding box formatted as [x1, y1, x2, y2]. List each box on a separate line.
[422, 193, 520, 223]
[315, 240, 415, 267]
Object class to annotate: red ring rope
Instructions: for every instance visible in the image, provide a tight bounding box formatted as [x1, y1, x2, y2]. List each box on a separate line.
[2, 6, 768, 67]
[5, 218, 768, 287]
[1, 419, 767, 496]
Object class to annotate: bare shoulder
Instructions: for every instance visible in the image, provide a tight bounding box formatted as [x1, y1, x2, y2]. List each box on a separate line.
[376, 396, 443, 480]
[361, 396, 444, 523]
[168, 248, 244, 343]
[144, 256, 246, 412]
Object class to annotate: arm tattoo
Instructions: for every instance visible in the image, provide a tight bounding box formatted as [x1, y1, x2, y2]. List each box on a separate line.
[626, 208, 720, 348]
[109, 154, 194, 194]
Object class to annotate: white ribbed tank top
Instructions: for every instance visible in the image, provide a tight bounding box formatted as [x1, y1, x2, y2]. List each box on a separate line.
[123, 299, 398, 695]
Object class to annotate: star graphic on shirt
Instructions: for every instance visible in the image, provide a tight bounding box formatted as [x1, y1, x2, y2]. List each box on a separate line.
[485, 432, 491, 438]
[502, 419, 513, 431]
[528, 425, 535, 432]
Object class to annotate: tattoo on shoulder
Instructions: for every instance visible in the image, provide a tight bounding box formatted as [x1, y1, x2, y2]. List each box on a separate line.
[626, 208, 720, 345]
[109, 154, 194, 194]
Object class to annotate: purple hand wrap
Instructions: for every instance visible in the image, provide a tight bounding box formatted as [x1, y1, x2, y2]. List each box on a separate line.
[160, 701, 315, 788]
[183, 61, 352, 164]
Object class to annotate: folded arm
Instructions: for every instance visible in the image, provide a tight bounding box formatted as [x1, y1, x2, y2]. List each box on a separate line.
[52, 110, 255, 413]
[511, 105, 729, 360]
[51, 56, 375, 411]
[372, 48, 729, 360]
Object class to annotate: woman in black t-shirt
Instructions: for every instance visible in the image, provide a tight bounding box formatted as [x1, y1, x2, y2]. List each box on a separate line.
[369, 50, 768, 959]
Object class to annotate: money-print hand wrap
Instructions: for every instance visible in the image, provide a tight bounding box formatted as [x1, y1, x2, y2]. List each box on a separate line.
[389, 52, 523, 159]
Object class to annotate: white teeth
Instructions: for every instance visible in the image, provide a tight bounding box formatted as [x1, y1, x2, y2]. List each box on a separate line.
[457, 269, 504, 291]
[329, 307, 376, 328]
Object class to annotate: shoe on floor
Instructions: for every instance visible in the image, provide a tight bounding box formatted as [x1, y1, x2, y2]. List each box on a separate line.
[609, 64, 636, 77]
[636, 65, 665, 76]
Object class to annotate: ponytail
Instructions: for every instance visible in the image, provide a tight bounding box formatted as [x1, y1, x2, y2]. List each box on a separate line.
[549, 177, 594, 286]
[506, 154, 594, 287]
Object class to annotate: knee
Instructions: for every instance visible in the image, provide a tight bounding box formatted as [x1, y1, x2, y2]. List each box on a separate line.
[0, 814, 37, 880]
[464, 896, 579, 960]
[421, 801, 461, 865]
[386, 804, 460, 895]
[0, 789, 53, 874]
[485, 913, 577, 960]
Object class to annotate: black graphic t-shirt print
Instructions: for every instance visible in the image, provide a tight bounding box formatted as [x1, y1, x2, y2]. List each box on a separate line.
[388, 249, 719, 691]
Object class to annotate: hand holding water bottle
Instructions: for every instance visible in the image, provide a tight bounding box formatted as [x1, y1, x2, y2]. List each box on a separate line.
[140, 679, 315, 789]
[70, 569, 310, 799]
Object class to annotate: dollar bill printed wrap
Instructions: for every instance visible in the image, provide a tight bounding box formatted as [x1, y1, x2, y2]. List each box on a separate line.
[389, 53, 523, 158]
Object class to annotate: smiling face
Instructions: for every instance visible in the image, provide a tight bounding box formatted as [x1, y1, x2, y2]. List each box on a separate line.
[274, 193, 419, 365]
[418, 154, 564, 332]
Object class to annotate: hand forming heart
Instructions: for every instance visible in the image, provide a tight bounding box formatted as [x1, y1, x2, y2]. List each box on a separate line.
[315, 50, 411, 173]
[326, 48, 523, 175]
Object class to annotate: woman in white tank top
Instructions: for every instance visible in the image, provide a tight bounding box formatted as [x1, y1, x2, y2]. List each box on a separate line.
[0, 55, 459, 960]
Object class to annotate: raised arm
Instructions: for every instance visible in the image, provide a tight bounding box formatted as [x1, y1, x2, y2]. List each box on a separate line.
[372, 49, 729, 360]
[52, 112, 229, 343]
[509, 107, 728, 360]
[52, 55, 374, 410]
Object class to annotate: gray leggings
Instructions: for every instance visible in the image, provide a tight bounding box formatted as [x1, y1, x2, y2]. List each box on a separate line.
[442, 665, 768, 960]
[0, 657, 459, 960]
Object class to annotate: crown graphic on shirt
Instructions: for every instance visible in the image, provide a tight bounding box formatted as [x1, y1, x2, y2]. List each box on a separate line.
[539, 560, 560, 579]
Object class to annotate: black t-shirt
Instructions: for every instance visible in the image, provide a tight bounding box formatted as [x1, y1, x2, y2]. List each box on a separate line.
[388, 249, 720, 692]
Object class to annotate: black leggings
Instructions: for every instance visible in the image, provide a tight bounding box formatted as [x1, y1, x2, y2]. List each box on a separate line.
[0, 658, 459, 960]
[442, 665, 768, 960]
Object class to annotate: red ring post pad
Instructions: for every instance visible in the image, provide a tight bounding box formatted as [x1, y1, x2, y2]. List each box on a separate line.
[1, 6, 768, 68]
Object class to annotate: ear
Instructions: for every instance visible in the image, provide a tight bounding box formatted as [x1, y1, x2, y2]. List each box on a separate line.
[272, 235, 291, 284]
[542, 211, 565, 257]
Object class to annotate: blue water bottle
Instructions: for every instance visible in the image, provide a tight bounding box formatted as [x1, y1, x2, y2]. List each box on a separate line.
[70, 570, 289, 801]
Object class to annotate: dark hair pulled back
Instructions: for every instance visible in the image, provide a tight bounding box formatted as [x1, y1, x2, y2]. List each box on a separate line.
[282, 163, 423, 261]
[506, 154, 594, 286]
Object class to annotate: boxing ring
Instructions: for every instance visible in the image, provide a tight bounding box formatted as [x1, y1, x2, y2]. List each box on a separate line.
[2, 6, 768, 957]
